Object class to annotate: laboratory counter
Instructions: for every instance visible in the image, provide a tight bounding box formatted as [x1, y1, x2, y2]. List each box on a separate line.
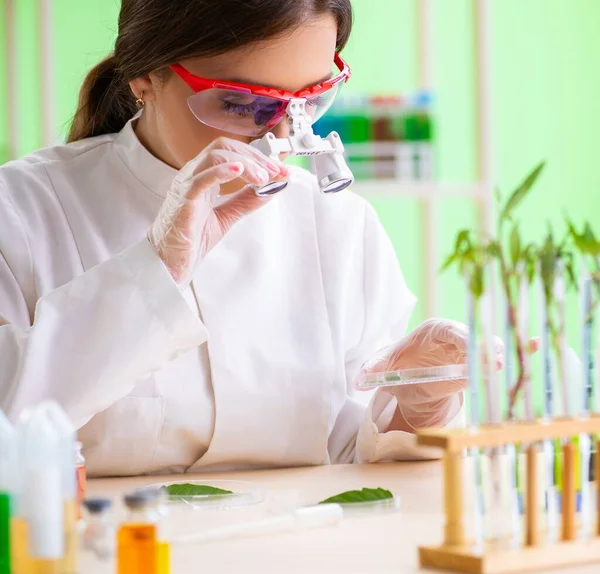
[85, 461, 597, 574]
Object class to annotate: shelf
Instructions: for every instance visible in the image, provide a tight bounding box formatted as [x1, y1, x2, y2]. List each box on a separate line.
[349, 180, 485, 199]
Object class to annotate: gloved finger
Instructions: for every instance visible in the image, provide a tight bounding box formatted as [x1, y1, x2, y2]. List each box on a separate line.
[429, 319, 468, 350]
[204, 137, 289, 178]
[214, 184, 275, 222]
[193, 149, 275, 190]
[391, 378, 467, 403]
[184, 161, 249, 201]
[492, 337, 539, 371]
[219, 137, 290, 177]
[175, 143, 279, 187]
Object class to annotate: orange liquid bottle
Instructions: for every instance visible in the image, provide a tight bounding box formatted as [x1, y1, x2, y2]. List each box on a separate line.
[117, 493, 159, 574]
[75, 442, 86, 520]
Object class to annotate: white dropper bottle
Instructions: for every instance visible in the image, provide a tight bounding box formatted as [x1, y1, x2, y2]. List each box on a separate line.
[10, 407, 34, 574]
[40, 401, 78, 574]
[20, 406, 65, 571]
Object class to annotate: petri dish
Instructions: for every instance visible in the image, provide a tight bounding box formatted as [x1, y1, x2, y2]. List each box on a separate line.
[317, 495, 402, 516]
[140, 479, 264, 510]
[356, 364, 468, 390]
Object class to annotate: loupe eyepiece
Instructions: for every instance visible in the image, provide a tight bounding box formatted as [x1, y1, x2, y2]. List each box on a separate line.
[249, 98, 354, 197]
[254, 180, 289, 197]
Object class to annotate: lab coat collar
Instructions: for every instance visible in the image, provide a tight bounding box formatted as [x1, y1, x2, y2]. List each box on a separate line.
[113, 113, 177, 198]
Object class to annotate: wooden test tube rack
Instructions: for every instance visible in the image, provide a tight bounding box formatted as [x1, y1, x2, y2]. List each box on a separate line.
[417, 415, 600, 574]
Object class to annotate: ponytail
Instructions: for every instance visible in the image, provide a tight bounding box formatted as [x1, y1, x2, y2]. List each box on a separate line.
[67, 55, 137, 143]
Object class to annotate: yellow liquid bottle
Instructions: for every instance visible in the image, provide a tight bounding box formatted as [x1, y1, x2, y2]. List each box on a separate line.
[157, 540, 170, 574]
[30, 559, 61, 574]
[10, 517, 31, 574]
[60, 499, 78, 574]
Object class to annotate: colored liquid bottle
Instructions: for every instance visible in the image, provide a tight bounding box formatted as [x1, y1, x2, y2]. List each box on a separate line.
[0, 410, 15, 574]
[117, 492, 160, 574]
[75, 442, 87, 520]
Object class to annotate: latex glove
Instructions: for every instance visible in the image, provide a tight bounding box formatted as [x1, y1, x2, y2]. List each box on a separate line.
[148, 137, 288, 285]
[360, 319, 505, 430]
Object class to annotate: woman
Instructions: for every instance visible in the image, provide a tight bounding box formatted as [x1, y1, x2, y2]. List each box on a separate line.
[0, 0, 478, 476]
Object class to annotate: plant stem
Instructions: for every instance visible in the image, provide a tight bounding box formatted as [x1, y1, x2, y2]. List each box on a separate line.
[498, 252, 528, 419]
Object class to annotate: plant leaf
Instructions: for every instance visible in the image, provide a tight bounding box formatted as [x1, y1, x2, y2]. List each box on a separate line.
[441, 229, 472, 272]
[565, 259, 577, 290]
[318, 487, 393, 505]
[164, 483, 233, 497]
[440, 252, 458, 272]
[469, 265, 485, 299]
[454, 229, 471, 251]
[484, 241, 501, 258]
[499, 161, 545, 223]
[494, 187, 503, 205]
[510, 224, 521, 266]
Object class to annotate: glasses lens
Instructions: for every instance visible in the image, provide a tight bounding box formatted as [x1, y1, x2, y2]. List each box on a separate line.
[322, 178, 353, 194]
[254, 180, 289, 197]
[187, 89, 288, 137]
[303, 83, 341, 124]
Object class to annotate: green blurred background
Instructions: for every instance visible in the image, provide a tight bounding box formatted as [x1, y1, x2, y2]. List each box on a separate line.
[1, 0, 598, 340]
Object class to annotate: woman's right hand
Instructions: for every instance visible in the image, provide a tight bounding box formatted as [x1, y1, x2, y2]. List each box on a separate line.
[148, 137, 289, 285]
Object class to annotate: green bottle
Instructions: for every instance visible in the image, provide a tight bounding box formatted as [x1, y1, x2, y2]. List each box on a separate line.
[0, 410, 15, 574]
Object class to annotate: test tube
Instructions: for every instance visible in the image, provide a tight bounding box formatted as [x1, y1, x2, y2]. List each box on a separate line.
[518, 273, 533, 420]
[465, 282, 484, 549]
[539, 267, 559, 543]
[554, 262, 570, 416]
[481, 283, 510, 543]
[501, 283, 523, 547]
[581, 274, 595, 412]
[579, 274, 595, 537]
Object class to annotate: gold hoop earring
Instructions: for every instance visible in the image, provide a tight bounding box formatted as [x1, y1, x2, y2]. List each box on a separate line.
[135, 92, 145, 108]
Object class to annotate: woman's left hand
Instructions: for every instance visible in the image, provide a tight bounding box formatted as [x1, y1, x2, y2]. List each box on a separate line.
[359, 318, 539, 430]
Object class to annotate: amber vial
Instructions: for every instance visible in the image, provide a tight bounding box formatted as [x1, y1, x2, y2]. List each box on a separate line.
[117, 492, 158, 574]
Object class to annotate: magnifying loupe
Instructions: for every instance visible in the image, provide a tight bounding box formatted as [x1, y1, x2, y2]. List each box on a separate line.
[250, 99, 354, 197]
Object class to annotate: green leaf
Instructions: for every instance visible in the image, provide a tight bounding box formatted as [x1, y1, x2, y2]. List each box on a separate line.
[441, 229, 472, 272]
[164, 483, 233, 497]
[318, 487, 393, 505]
[484, 241, 501, 258]
[523, 245, 537, 284]
[440, 252, 458, 272]
[454, 229, 471, 251]
[583, 222, 596, 243]
[469, 265, 485, 298]
[499, 161, 545, 223]
[494, 187, 503, 205]
[510, 224, 521, 266]
[565, 260, 578, 290]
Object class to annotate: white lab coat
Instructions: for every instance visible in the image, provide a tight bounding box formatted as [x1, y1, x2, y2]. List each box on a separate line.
[0, 118, 452, 477]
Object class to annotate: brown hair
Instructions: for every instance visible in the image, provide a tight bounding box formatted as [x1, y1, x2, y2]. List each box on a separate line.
[67, 0, 353, 143]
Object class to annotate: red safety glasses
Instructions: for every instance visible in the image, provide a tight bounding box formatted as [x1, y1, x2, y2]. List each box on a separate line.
[170, 54, 351, 137]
